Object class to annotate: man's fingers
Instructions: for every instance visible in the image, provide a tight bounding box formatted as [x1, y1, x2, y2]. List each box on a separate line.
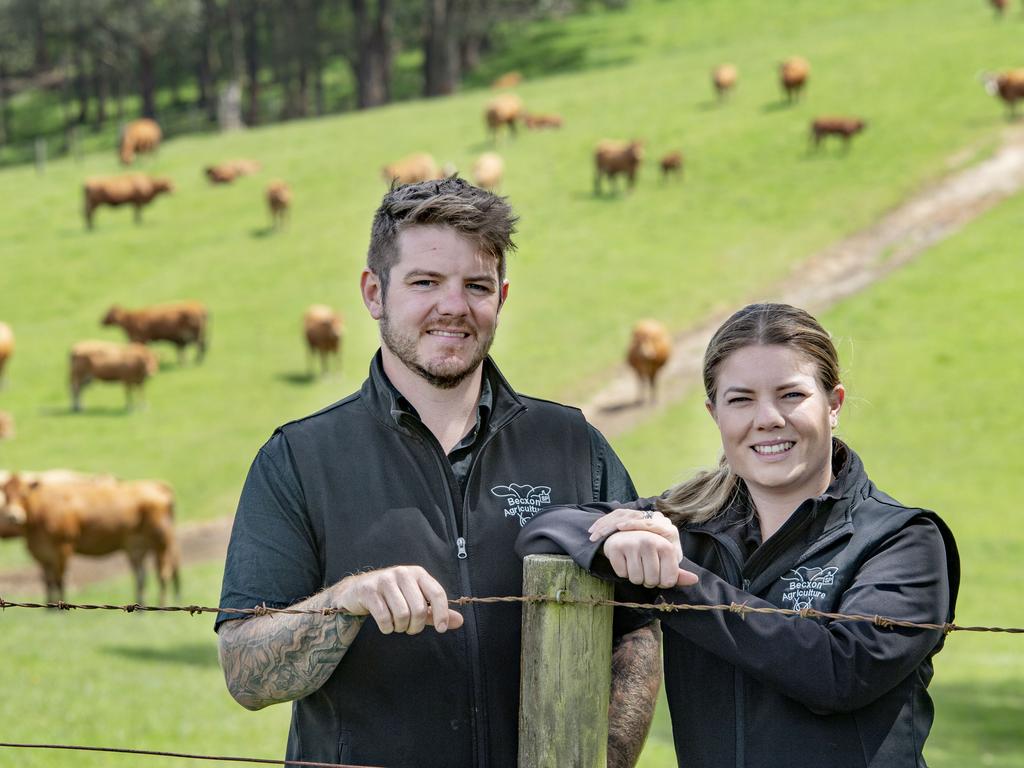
[396, 573, 430, 635]
[676, 568, 699, 587]
[418, 575, 453, 633]
[361, 591, 395, 635]
[379, 578, 413, 634]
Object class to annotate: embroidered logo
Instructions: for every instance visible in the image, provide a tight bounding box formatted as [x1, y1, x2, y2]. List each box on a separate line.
[490, 484, 552, 527]
[780, 566, 839, 611]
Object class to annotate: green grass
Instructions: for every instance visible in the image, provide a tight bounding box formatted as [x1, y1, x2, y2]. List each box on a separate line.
[0, 561, 291, 768]
[623, 184, 1024, 767]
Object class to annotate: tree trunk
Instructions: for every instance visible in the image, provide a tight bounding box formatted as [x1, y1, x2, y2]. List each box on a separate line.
[196, 0, 217, 120]
[423, 0, 458, 97]
[73, 30, 89, 125]
[32, 2, 51, 73]
[351, 0, 393, 109]
[242, 0, 261, 125]
[138, 45, 157, 118]
[0, 57, 10, 146]
[93, 53, 108, 130]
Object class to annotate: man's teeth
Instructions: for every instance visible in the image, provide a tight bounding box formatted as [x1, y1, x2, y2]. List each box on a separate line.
[428, 330, 468, 337]
[753, 442, 794, 455]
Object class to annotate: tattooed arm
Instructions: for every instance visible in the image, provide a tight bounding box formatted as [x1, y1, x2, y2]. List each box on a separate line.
[218, 565, 465, 711]
[607, 622, 662, 768]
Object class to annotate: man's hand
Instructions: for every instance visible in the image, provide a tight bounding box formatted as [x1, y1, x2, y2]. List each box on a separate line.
[334, 565, 465, 634]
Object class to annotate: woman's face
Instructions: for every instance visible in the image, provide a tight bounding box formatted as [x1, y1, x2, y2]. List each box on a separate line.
[707, 344, 844, 505]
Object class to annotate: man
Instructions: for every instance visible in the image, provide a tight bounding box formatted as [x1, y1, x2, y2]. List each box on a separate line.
[216, 178, 660, 767]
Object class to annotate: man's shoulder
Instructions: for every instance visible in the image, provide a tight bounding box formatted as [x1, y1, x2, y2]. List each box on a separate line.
[514, 391, 585, 418]
[276, 389, 367, 438]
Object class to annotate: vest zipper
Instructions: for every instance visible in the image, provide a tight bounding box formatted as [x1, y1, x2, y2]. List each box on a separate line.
[456, 536, 467, 559]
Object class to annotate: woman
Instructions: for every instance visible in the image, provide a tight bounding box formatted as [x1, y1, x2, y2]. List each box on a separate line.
[517, 303, 958, 768]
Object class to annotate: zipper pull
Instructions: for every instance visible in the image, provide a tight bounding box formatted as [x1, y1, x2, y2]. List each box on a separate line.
[742, 578, 750, 591]
[456, 537, 468, 560]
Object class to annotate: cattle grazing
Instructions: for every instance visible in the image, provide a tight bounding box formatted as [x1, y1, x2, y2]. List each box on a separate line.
[83, 174, 174, 230]
[102, 301, 208, 365]
[0, 473, 180, 605]
[304, 305, 343, 375]
[472, 152, 505, 191]
[0, 321, 13, 387]
[594, 139, 645, 194]
[69, 340, 159, 412]
[205, 159, 262, 184]
[266, 180, 292, 229]
[712, 64, 738, 101]
[485, 94, 524, 141]
[381, 153, 442, 186]
[626, 319, 672, 404]
[810, 117, 867, 150]
[660, 151, 684, 180]
[491, 71, 522, 90]
[119, 118, 162, 165]
[982, 70, 1024, 118]
[780, 57, 810, 103]
[0, 411, 13, 440]
[523, 113, 564, 130]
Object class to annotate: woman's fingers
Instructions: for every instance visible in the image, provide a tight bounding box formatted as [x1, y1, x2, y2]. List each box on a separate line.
[589, 508, 651, 541]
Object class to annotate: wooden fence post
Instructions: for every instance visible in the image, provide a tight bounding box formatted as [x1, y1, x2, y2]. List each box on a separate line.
[519, 554, 614, 768]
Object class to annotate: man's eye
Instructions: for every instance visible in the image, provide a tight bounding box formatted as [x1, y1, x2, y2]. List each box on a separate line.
[412, 280, 435, 287]
[467, 283, 492, 293]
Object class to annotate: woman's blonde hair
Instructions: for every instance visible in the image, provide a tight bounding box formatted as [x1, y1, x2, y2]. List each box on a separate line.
[656, 303, 841, 525]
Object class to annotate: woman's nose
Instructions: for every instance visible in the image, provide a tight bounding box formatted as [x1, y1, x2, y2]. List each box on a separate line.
[754, 400, 785, 429]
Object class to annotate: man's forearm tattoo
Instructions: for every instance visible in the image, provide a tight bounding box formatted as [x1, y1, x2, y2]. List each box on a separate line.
[219, 604, 365, 710]
[607, 622, 663, 768]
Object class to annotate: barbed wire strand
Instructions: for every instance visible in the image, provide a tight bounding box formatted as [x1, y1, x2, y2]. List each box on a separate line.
[2, 594, 1022, 635]
[0, 742, 380, 768]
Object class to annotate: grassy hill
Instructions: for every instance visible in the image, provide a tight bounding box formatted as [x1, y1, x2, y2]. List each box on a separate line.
[0, 0, 1022, 764]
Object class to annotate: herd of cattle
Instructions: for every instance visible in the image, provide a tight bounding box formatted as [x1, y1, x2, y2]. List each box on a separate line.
[1, 18, 1021, 603]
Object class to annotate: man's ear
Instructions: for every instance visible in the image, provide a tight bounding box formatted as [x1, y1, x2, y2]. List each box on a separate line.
[361, 269, 384, 320]
[498, 280, 509, 310]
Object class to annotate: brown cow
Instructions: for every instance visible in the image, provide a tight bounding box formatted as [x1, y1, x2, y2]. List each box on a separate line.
[594, 139, 645, 194]
[712, 64, 738, 102]
[472, 152, 504, 191]
[119, 118, 162, 165]
[780, 57, 810, 104]
[485, 94, 524, 141]
[205, 159, 262, 184]
[102, 301, 208, 364]
[983, 70, 1024, 117]
[626, 319, 672, 404]
[991, 0, 1008, 16]
[0, 411, 13, 440]
[810, 117, 867, 150]
[267, 181, 292, 229]
[381, 153, 442, 186]
[0, 321, 12, 387]
[491, 71, 523, 90]
[0, 474, 180, 605]
[303, 305, 343, 375]
[69, 340, 159, 412]
[83, 174, 174, 229]
[660, 151, 684, 180]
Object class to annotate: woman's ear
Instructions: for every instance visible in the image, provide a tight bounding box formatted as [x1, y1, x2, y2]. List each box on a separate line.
[829, 384, 846, 428]
[705, 398, 717, 423]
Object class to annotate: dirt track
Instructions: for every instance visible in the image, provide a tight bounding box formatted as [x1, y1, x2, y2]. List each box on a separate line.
[4, 126, 1024, 598]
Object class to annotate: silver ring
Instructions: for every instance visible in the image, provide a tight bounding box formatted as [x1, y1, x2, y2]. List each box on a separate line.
[641, 510, 654, 520]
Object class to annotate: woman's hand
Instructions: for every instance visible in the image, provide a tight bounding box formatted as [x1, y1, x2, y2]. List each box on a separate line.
[589, 507, 672, 541]
[603, 529, 698, 589]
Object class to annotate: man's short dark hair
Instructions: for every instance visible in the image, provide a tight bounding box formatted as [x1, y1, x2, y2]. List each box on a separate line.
[367, 177, 518, 295]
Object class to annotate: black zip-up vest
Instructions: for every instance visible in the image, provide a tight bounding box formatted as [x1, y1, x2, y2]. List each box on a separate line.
[279, 355, 593, 767]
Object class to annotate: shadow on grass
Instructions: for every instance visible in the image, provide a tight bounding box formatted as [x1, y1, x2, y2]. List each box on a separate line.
[928, 678, 1024, 764]
[250, 226, 277, 239]
[761, 99, 796, 113]
[598, 400, 643, 415]
[275, 371, 317, 386]
[41, 405, 134, 418]
[102, 642, 220, 669]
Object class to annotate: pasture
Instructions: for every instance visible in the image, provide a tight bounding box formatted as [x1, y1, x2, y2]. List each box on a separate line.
[1, 0, 1023, 765]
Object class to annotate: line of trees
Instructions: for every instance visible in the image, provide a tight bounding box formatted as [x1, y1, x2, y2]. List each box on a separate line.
[0, 0, 626, 146]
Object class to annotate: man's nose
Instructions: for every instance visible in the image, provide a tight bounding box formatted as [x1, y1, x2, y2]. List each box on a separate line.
[436, 284, 470, 315]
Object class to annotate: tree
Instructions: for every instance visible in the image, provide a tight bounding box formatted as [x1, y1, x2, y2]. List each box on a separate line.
[422, 0, 456, 97]
[350, 0, 393, 109]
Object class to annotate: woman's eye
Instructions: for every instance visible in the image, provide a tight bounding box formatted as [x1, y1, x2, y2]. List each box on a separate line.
[783, 392, 806, 400]
[727, 396, 751, 405]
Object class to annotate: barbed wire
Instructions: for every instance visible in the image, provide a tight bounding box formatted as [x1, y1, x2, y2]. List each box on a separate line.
[2, 593, 1022, 635]
[0, 742, 380, 768]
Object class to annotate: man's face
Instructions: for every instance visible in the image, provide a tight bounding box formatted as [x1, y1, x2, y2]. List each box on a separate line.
[363, 225, 507, 389]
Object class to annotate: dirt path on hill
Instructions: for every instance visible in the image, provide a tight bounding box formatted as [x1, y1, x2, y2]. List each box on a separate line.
[5, 126, 1024, 599]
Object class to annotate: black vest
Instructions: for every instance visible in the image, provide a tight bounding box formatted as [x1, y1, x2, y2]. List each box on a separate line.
[280, 356, 593, 767]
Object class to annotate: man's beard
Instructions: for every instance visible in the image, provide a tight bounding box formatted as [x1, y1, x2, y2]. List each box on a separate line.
[380, 311, 495, 390]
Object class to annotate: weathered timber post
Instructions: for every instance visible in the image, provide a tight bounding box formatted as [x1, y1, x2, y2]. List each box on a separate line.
[519, 554, 614, 768]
